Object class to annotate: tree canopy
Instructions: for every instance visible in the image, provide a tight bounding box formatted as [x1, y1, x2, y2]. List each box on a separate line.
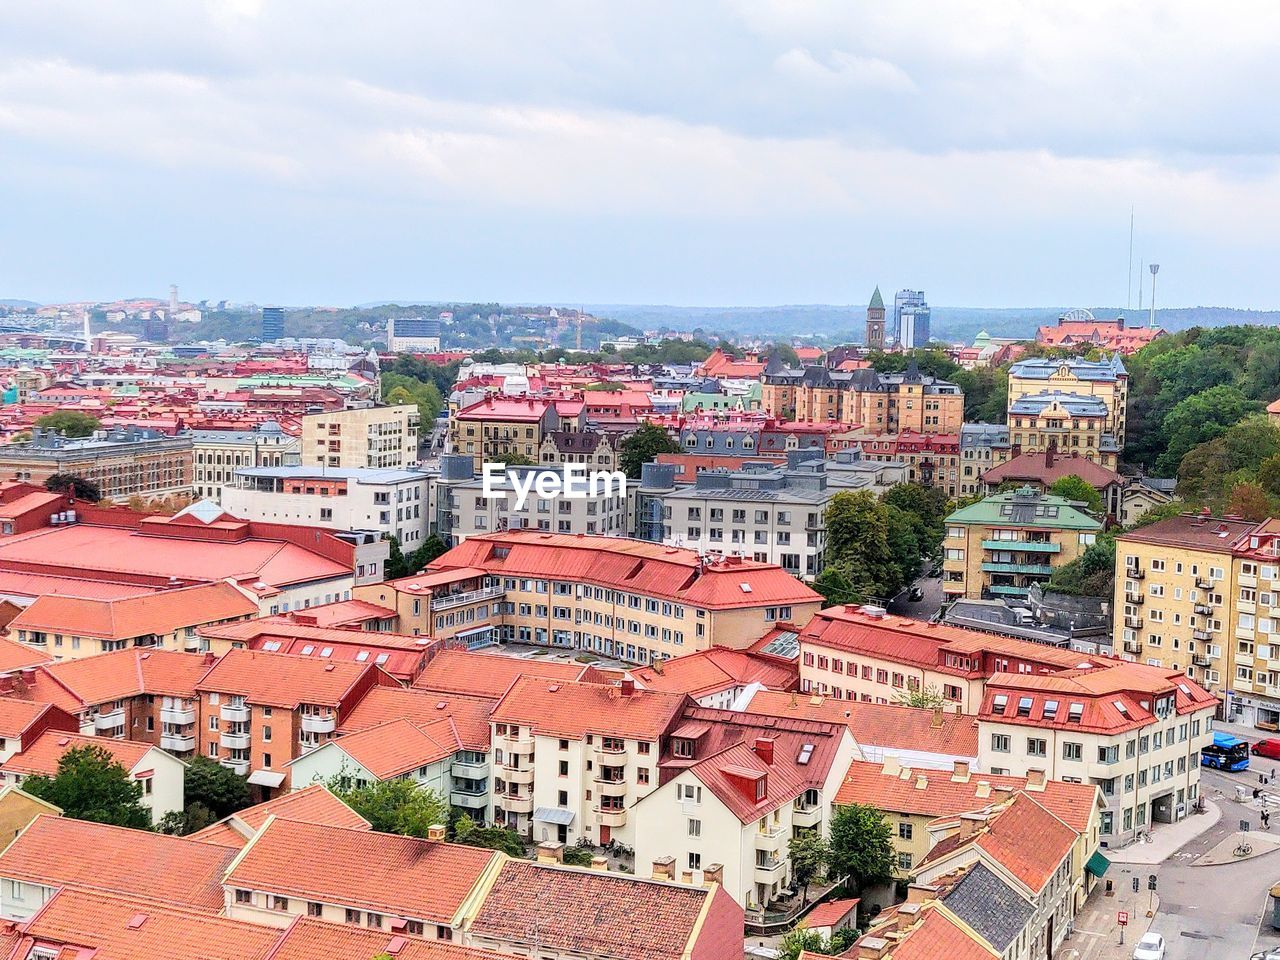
[33, 410, 101, 438]
[827, 802, 896, 892]
[618, 423, 681, 479]
[1046, 475, 1103, 515]
[183, 754, 251, 819]
[24, 744, 151, 829]
[45, 473, 102, 502]
[326, 775, 449, 838]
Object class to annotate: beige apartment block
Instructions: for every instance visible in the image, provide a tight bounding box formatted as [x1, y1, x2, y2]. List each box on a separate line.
[301, 405, 419, 469]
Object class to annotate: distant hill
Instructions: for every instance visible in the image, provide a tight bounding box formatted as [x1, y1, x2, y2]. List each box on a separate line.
[0, 299, 40, 309]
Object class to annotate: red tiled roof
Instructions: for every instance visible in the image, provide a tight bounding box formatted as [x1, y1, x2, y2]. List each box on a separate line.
[630, 648, 797, 699]
[196, 648, 382, 708]
[683, 730, 843, 823]
[425, 530, 821, 610]
[799, 896, 859, 929]
[470, 861, 719, 960]
[744, 690, 979, 759]
[491, 677, 687, 741]
[228, 819, 499, 923]
[17, 648, 211, 710]
[338, 686, 492, 751]
[982, 450, 1121, 489]
[189, 783, 369, 848]
[412, 649, 602, 699]
[456, 395, 552, 422]
[0, 699, 63, 739]
[314, 716, 464, 779]
[0, 815, 233, 911]
[0, 634, 52, 673]
[856, 902, 999, 960]
[8, 582, 257, 641]
[1116, 513, 1256, 552]
[272, 918, 488, 960]
[1, 731, 157, 778]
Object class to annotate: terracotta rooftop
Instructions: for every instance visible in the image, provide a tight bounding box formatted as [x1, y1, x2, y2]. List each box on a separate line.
[412, 649, 603, 699]
[491, 676, 688, 741]
[1116, 512, 1258, 552]
[189, 783, 369, 849]
[0, 699, 68, 740]
[630, 647, 797, 699]
[855, 901, 999, 960]
[8, 581, 257, 641]
[308, 716, 465, 780]
[271, 919, 489, 960]
[0, 633, 52, 673]
[15, 648, 212, 710]
[337, 686, 492, 751]
[0, 730, 158, 779]
[196, 648, 384, 708]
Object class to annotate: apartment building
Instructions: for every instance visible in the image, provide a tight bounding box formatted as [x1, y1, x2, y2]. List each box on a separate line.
[196, 649, 393, 792]
[0, 731, 185, 824]
[1007, 392, 1119, 469]
[959, 422, 1012, 497]
[222, 465, 430, 547]
[835, 757, 1101, 883]
[191, 422, 299, 502]
[366, 530, 824, 665]
[487, 677, 688, 844]
[450, 395, 566, 469]
[1113, 513, 1253, 710]
[539, 429, 619, 471]
[0, 700, 79, 764]
[760, 356, 964, 434]
[977, 662, 1217, 845]
[1007, 354, 1128, 450]
[983, 448, 1171, 524]
[848, 430, 961, 496]
[447, 464, 632, 543]
[1, 648, 211, 754]
[301, 404, 419, 469]
[628, 647, 798, 709]
[798, 604, 1098, 713]
[632, 712, 856, 911]
[942, 487, 1102, 601]
[9, 581, 257, 660]
[0, 426, 193, 501]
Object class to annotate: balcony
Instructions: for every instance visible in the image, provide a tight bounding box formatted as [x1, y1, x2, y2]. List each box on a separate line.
[450, 788, 487, 809]
[1124, 616, 1144, 630]
[221, 757, 249, 776]
[1240, 575, 1257, 588]
[161, 705, 196, 726]
[594, 741, 627, 760]
[498, 729, 534, 750]
[498, 793, 534, 815]
[502, 764, 534, 785]
[95, 708, 125, 732]
[792, 804, 822, 829]
[595, 806, 627, 828]
[1192, 654, 1212, 668]
[981, 562, 1054, 576]
[220, 731, 251, 750]
[160, 733, 196, 752]
[220, 704, 251, 723]
[300, 713, 337, 735]
[431, 584, 505, 611]
[753, 858, 786, 883]
[1194, 603, 1213, 616]
[1122, 640, 1143, 655]
[1127, 567, 1146, 580]
[451, 758, 488, 779]
[1193, 629, 1213, 642]
[981, 539, 1061, 553]
[183, 638, 203, 653]
[1125, 593, 1145, 606]
[595, 777, 628, 798]
[988, 585, 1030, 597]
[1198, 577, 1216, 590]
[755, 825, 787, 852]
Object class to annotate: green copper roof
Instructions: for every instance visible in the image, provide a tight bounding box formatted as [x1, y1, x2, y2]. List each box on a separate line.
[946, 486, 1102, 531]
[869, 286, 885, 310]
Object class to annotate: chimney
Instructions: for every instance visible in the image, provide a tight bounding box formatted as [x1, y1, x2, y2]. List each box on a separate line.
[620, 678, 635, 697]
[906, 883, 939, 905]
[426, 824, 447, 842]
[857, 937, 891, 960]
[0, 675, 13, 695]
[975, 780, 991, 799]
[753, 737, 775, 765]
[896, 902, 922, 933]
[536, 841, 565, 864]
[203, 652, 216, 665]
[1025, 768, 1046, 792]
[18, 668, 35, 684]
[930, 706, 944, 728]
[951, 760, 971, 783]
[881, 756, 902, 778]
[958, 812, 985, 839]
[590, 855, 609, 872]
[703, 863, 724, 886]
[651, 856, 676, 881]
[681, 870, 694, 884]
[914, 774, 928, 790]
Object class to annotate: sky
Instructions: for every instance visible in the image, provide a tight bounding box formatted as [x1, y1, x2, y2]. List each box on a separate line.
[3, 1, 1280, 309]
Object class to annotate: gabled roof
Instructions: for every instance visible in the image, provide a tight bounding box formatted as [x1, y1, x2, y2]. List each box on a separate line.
[0, 699, 71, 740]
[470, 860, 724, 960]
[855, 901, 999, 960]
[309, 716, 464, 780]
[337, 685, 492, 750]
[412, 649, 602, 699]
[0, 815, 233, 911]
[196, 648, 382, 708]
[189, 783, 369, 849]
[0, 730, 164, 778]
[0, 633, 52, 674]
[8, 582, 257, 641]
[490, 677, 688, 741]
[16, 648, 212, 711]
[629, 647, 797, 699]
[227, 818, 499, 923]
[271, 919, 490, 960]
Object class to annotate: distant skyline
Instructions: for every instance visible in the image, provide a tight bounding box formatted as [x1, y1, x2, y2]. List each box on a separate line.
[4, 3, 1280, 309]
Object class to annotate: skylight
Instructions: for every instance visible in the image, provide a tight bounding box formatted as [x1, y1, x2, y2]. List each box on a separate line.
[1114, 700, 1129, 715]
[739, 583, 752, 593]
[1067, 702, 1084, 721]
[797, 744, 814, 765]
[1042, 700, 1059, 719]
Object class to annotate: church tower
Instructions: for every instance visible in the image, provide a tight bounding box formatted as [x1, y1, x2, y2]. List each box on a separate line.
[865, 286, 886, 350]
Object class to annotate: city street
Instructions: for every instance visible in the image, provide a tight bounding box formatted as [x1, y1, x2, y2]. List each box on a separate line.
[886, 572, 943, 621]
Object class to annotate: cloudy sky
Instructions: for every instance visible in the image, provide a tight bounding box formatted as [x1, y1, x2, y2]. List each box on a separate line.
[2, 1, 1279, 308]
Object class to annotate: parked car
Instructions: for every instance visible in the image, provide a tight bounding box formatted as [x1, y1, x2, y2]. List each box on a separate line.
[1251, 739, 1280, 760]
[1132, 933, 1165, 960]
[1250, 949, 1280, 960]
[908, 586, 925, 602]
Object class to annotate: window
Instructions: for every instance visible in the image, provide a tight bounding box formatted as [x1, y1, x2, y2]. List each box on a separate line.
[688, 818, 702, 837]
[272, 896, 289, 911]
[688, 852, 702, 870]
[307, 902, 323, 917]
[897, 851, 913, 871]
[235, 889, 252, 905]
[991, 733, 1011, 753]
[1027, 738, 1046, 757]
[366, 913, 382, 929]
[898, 821, 913, 840]
[345, 909, 361, 925]
[1063, 742, 1083, 761]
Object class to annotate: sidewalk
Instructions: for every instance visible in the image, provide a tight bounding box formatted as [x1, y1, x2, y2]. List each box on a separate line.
[1061, 875, 1160, 960]
[1107, 799, 1222, 866]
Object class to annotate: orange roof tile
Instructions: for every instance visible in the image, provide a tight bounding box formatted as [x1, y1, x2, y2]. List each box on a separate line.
[312, 716, 464, 780]
[799, 896, 859, 929]
[189, 783, 369, 848]
[17, 887, 282, 960]
[227, 819, 499, 923]
[17, 648, 211, 710]
[630, 648, 797, 699]
[0, 634, 52, 673]
[8, 582, 257, 641]
[470, 861, 720, 960]
[856, 902, 999, 960]
[196, 648, 382, 708]
[0, 699, 66, 739]
[490, 676, 687, 741]
[412, 649, 601, 699]
[0, 816, 233, 911]
[338, 686, 492, 751]
[0, 731, 158, 778]
[272, 918, 489, 960]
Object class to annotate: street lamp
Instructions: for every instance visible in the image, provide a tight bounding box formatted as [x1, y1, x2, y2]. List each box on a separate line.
[1148, 264, 1160, 329]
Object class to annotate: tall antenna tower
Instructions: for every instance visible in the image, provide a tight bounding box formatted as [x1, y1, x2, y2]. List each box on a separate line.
[1148, 264, 1160, 329]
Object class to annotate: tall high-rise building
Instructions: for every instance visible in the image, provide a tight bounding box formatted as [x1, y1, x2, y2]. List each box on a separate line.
[261, 306, 285, 341]
[894, 289, 931, 349]
[865, 287, 886, 350]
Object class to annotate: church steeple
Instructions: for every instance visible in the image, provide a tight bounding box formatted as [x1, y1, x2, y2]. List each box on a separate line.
[865, 286, 886, 350]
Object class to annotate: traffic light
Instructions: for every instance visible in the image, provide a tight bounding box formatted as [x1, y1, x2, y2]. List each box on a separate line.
[1132, 876, 1140, 892]
[1148, 874, 1157, 891]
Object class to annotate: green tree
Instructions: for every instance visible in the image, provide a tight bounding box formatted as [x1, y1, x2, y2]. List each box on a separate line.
[827, 803, 896, 892]
[788, 831, 830, 906]
[33, 410, 101, 438]
[183, 755, 251, 819]
[156, 801, 217, 836]
[778, 926, 859, 960]
[327, 776, 449, 838]
[1156, 385, 1257, 476]
[1227, 482, 1275, 522]
[823, 492, 901, 601]
[893, 684, 946, 709]
[1047, 475, 1103, 515]
[562, 845, 596, 867]
[770, 342, 801, 366]
[405, 534, 449, 574]
[44, 473, 102, 502]
[385, 536, 408, 580]
[451, 812, 527, 856]
[494, 452, 536, 466]
[812, 567, 866, 607]
[24, 744, 151, 829]
[618, 423, 681, 479]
